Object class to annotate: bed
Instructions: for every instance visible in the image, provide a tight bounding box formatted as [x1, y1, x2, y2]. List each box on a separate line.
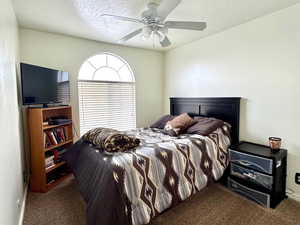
[64, 97, 241, 225]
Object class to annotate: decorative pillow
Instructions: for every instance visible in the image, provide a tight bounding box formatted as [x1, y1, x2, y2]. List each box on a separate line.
[186, 117, 224, 136]
[82, 128, 140, 153]
[150, 114, 175, 129]
[164, 113, 196, 136]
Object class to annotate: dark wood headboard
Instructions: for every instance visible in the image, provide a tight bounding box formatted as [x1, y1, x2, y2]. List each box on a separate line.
[170, 97, 241, 145]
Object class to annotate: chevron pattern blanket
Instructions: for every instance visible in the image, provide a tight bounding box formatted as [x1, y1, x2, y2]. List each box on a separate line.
[112, 126, 231, 224]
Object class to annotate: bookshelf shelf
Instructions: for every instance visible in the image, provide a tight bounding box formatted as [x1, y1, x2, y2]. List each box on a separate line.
[45, 161, 66, 173]
[28, 106, 73, 193]
[42, 106, 71, 111]
[44, 140, 73, 152]
[46, 173, 72, 191]
[43, 123, 72, 130]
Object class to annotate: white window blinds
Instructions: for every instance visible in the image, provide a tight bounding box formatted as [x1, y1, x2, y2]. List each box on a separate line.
[57, 82, 70, 105]
[78, 81, 136, 135]
[78, 53, 136, 135]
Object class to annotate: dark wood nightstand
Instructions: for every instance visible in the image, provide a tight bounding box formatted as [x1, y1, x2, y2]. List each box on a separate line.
[227, 141, 287, 208]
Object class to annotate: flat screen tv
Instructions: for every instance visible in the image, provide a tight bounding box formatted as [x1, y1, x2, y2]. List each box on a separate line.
[21, 63, 70, 106]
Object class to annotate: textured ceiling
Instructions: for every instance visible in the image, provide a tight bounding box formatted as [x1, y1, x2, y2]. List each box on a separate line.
[12, 0, 300, 51]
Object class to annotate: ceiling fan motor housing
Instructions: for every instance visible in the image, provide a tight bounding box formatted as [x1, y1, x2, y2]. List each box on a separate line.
[142, 2, 161, 24]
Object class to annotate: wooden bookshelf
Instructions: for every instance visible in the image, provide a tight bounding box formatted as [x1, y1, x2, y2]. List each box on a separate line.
[28, 106, 73, 193]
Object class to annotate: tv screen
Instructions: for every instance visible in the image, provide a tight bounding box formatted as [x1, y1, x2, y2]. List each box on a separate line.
[21, 63, 70, 105]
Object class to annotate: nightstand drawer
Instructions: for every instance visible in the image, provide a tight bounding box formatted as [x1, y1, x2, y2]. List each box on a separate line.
[229, 150, 273, 174]
[230, 163, 273, 190]
[228, 178, 271, 208]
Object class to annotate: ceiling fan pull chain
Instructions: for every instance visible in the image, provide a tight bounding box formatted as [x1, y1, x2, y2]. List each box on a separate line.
[152, 34, 155, 48]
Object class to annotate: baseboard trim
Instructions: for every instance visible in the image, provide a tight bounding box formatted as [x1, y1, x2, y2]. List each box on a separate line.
[18, 184, 28, 225]
[288, 193, 300, 202]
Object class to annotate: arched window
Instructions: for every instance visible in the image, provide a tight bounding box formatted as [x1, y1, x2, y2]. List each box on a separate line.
[78, 53, 136, 135]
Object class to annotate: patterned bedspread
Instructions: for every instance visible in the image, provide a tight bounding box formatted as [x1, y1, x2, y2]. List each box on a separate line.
[64, 125, 231, 225]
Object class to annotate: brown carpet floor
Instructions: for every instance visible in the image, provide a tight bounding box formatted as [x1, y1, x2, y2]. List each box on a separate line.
[23, 177, 300, 225]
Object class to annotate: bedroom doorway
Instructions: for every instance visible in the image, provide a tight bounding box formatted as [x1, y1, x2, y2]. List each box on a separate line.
[78, 53, 136, 135]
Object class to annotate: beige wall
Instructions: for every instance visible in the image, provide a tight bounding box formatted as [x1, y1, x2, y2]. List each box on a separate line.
[0, 0, 25, 225]
[19, 28, 165, 137]
[164, 4, 300, 200]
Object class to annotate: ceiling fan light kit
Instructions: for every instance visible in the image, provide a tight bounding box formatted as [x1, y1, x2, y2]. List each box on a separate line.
[141, 26, 152, 40]
[101, 0, 207, 48]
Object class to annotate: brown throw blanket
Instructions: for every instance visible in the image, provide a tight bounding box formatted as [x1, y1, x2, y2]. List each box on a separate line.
[82, 128, 140, 153]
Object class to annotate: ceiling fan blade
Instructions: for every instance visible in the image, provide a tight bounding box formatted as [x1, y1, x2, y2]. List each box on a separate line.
[165, 21, 207, 31]
[101, 14, 144, 24]
[119, 28, 143, 42]
[156, 0, 181, 21]
[160, 35, 171, 47]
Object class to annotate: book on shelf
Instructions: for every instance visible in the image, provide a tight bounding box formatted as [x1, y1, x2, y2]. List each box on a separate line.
[56, 128, 66, 142]
[44, 127, 69, 148]
[45, 155, 55, 169]
[45, 131, 55, 146]
[50, 132, 58, 145]
[46, 162, 55, 170]
[45, 149, 67, 169]
[62, 127, 68, 140]
[53, 148, 67, 163]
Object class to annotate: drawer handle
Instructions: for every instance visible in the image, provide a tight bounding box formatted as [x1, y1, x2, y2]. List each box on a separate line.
[239, 160, 252, 166]
[243, 172, 256, 179]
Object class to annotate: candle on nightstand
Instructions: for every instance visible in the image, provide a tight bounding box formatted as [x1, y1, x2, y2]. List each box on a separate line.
[269, 137, 282, 152]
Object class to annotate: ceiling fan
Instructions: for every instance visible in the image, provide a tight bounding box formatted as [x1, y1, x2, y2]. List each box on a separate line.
[101, 0, 207, 47]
